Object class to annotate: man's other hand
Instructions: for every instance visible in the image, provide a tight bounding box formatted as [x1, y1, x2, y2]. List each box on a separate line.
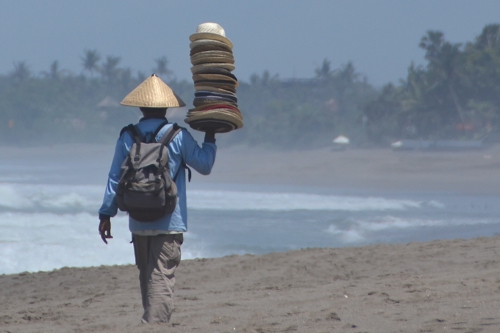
[99, 219, 113, 244]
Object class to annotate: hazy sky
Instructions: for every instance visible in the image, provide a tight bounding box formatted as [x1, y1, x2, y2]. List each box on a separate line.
[1, 1, 499, 86]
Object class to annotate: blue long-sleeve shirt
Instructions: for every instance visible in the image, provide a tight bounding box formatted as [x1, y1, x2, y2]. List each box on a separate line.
[98, 117, 216, 233]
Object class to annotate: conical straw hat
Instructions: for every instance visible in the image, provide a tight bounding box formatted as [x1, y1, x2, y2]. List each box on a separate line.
[121, 74, 185, 108]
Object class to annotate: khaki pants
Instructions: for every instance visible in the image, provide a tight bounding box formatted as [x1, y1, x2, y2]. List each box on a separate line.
[133, 233, 183, 324]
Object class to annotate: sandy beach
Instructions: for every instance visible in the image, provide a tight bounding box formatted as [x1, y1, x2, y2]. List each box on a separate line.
[1, 236, 500, 332]
[1, 144, 499, 332]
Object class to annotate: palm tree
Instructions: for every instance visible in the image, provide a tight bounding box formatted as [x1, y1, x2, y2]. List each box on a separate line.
[41, 60, 64, 80]
[100, 55, 121, 82]
[314, 59, 332, 80]
[10, 61, 31, 82]
[81, 49, 101, 77]
[475, 24, 500, 49]
[153, 56, 173, 80]
[419, 30, 465, 124]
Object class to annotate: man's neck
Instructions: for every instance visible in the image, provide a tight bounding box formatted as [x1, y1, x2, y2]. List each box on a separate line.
[140, 116, 168, 121]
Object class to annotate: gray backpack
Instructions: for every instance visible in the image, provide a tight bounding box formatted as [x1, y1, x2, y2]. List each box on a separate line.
[116, 122, 182, 222]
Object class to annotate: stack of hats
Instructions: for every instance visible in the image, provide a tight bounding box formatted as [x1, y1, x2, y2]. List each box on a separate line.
[184, 22, 243, 133]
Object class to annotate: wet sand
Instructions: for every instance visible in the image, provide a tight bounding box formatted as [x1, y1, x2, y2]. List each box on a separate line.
[202, 144, 500, 196]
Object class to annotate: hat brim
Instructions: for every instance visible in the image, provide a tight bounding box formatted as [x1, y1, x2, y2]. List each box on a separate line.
[195, 90, 237, 98]
[189, 33, 233, 49]
[185, 111, 243, 131]
[190, 39, 233, 51]
[189, 66, 235, 77]
[185, 119, 237, 133]
[195, 85, 237, 95]
[190, 44, 233, 56]
[193, 74, 238, 85]
[188, 107, 241, 117]
[195, 84, 236, 94]
[189, 102, 239, 111]
[191, 56, 235, 66]
[194, 97, 238, 107]
[191, 63, 235, 74]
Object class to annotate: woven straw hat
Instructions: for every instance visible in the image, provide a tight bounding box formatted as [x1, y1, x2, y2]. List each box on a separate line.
[189, 103, 241, 114]
[185, 110, 243, 128]
[192, 68, 238, 80]
[195, 82, 236, 93]
[191, 63, 235, 74]
[190, 44, 233, 57]
[121, 74, 185, 108]
[185, 119, 237, 133]
[189, 22, 233, 49]
[187, 104, 242, 118]
[194, 96, 237, 107]
[195, 85, 237, 94]
[187, 109, 242, 119]
[190, 52, 235, 66]
[189, 101, 238, 111]
[193, 73, 238, 85]
[194, 91, 238, 103]
[189, 39, 233, 51]
[195, 90, 237, 99]
[185, 113, 243, 133]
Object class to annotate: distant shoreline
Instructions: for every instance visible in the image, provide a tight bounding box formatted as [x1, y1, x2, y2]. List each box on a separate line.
[201, 144, 500, 196]
[2, 143, 499, 196]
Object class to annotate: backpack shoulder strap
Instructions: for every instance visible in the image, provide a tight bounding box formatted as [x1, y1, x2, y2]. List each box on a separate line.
[119, 124, 143, 162]
[119, 124, 133, 137]
[157, 124, 192, 182]
[153, 120, 170, 140]
[158, 123, 182, 146]
[155, 123, 181, 167]
[120, 124, 142, 142]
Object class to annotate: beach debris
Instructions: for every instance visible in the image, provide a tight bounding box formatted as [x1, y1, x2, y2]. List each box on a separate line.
[327, 312, 341, 321]
[391, 139, 484, 151]
[333, 135, 350, 145]
[391, 140, 403, 148]
[332, 135, 350, 151]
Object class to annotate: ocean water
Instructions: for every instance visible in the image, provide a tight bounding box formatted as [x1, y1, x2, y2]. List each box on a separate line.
[0, 151, 499, 275]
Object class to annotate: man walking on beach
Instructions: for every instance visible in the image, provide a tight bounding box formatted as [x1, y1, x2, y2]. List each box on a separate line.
[98, 74, 217, 323]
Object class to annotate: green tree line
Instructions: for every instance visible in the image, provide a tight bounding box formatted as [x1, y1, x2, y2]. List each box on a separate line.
[1, 24, 500, 148]
[365, 24, 500, 145]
